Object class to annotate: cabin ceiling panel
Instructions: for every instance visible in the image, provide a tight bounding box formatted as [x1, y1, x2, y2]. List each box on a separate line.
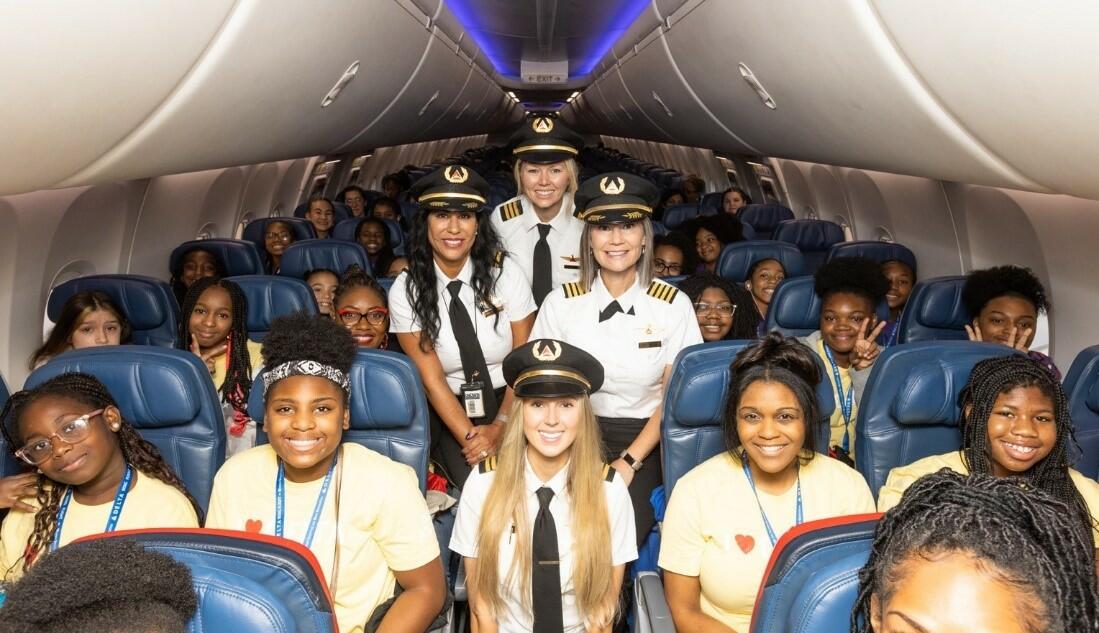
[602, 67, 675, 144]
[0, 1, 237, 196]
[872, 0, 1099, 200]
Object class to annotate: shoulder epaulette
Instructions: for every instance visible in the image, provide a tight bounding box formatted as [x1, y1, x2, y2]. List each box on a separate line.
[492, 251, 505, 268]
[646, 279, 678, 304]
[602, 463, 617, 482]
[498, 198, 524, 222]
[479, 456, 499, 473]
[562, 282, 589, 298]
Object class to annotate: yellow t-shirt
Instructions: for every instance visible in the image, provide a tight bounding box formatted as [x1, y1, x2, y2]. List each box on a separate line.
[205, 443, 440, 633]
[0, 470, 199, 582]
[211, 339, 264, 391]
[659, 452, 875, 631]
[815, 340, 856, 452]
[877, 450, 1099, 540]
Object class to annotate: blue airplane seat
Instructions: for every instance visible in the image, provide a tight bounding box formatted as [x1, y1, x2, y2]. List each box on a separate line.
[241, 217, 317, 254]
[699, 191, 723, 214]
[330, 217, 405, 256]
[716, 240, 805, 284]
[376, 276, 397, 294]
[47, 274, 179, 347]
[661, 203, 701, 230]
[741, 222, 758, 240]
[400, 200, 419, 224]
[0, 373, 18, 478]
[659, 275, 688, 288]
[651, 221, 668, 236]
[661, 341, 836, 497]
[739, 203, 795, 240]
[248, 349, 430, 491]
[826, 240, 917, 273]
[170, 239, 265, 278]
[1061, 345, 1099, 479]
[896, 276, 968, 344]
[773, 219, 845, 274]
[227, 276, 318, 341]
[749, 514, 880, 633]
[764, 276, 890, 338]
[25, 347, 227, 510]
[77, 529, 337, 633]
[293, 201, 350, 224]
[277, 239, 371, 280]
[855, 341, 1022, 495]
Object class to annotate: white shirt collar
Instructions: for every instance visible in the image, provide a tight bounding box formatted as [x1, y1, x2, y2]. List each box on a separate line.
[433, 256, 473, 291]
[592, 272, 643, 312]
[520, 192, 576, 233]
[525, 458, 570, 499]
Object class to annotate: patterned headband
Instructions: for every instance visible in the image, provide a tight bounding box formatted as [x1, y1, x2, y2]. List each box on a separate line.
[262, 360, 351, 395]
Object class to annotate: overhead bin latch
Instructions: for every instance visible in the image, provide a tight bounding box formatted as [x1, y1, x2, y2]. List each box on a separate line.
[321, 61, 360, 108]
[738, 63, 777, 110]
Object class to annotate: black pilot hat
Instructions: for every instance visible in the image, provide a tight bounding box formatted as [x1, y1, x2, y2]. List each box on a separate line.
[409, 165, 491, 213]
[574, 171, 660, 225]
[509, 116, 585, 165]
[503, 339, 605, 398]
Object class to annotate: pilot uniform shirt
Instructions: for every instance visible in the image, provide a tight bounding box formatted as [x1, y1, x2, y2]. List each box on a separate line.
[206, 443, 439, 633]
[659, 452, 875, 631]
[449, 460, 638, 632]
[531, 275, 702, 419]
[389, 256, 537, 393]
[877, 450, 1099, 540]
[0, 470, 199, 583]
[490, 194, 584, 290]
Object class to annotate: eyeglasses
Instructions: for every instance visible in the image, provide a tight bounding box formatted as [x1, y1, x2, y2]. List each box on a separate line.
[15, 409, 104, 465]
[654, 260, 683, 274]
[338, 307, 389, 326]
[694, 302, 736, 316]
[265, 231, 292, 241]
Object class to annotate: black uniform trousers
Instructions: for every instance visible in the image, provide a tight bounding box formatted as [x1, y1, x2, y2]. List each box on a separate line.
[429, 386, 507, 490]
[597, 416, 661, 547]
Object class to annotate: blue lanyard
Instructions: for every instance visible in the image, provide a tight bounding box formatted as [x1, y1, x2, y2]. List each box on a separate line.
[275, 451, 338, 548]
[52, 463, 133, 552]
[882, 320, 900, 348]
[741, 455, 802, 548]
[822, 343, 855, 451]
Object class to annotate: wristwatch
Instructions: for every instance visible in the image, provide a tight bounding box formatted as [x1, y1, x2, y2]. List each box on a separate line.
[619, 450, 644, 471]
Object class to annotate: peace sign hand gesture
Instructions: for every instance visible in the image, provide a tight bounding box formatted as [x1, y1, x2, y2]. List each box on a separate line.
[190, 334, 227, 376]
[965, 323, 1033, 353]
[850, 319, 887, 371]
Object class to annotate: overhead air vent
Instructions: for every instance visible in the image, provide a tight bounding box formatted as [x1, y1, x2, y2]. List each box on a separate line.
[321, 61, 360, 108]
[738, 63, 777, 110]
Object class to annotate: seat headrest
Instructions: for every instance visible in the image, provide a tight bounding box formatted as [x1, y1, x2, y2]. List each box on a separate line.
[170, 239, 264, 277]
[47, 275, 179, 347]
[826, 240, 917, 273]
[240, 217, 317, 253]
[773, 219, 845, 252]
[76, 529, 337, 633]
[227, 276, 318, 341]
[662, 203, 701, 230]
[1061, 345, 1099, 479]
[277, 239, 371, 279]
[739, 203, 795, 235]
[897, 276, 969, 343]
[25, 347, 226, 509]
[699, 192, 723, 214]
[765, 276, 891, 337]
[716, 241, 805, 283]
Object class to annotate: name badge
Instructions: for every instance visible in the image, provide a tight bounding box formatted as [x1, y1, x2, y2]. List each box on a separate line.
[561, 254, 580, 270]
[638, 340, 662, 349]
[462, 380, 486, 418]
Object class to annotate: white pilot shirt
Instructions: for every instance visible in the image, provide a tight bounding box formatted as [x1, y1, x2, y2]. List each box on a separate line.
[491, 194, 585, 291]
[389, 255, 537, 393]
[450, 460, 638, 633]
[531, 275, 703, 419]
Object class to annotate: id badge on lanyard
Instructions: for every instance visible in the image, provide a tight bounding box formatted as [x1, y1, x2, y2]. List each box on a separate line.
[462, 373, 486, 419]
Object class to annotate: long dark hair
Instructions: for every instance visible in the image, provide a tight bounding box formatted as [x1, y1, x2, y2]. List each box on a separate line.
[404, 209, 503, 351]
[355, 217, 398, 276]
[0, 373, 202, 572]
[30, 292, 132, 369]
[175, 277, 252, 416]
[169, 247, 227, 306]
[679, 272, 762, 340]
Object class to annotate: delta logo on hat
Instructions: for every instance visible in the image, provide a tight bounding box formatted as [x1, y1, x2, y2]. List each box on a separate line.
[444, 166, 469, 184]
[532, 117, 554, 134]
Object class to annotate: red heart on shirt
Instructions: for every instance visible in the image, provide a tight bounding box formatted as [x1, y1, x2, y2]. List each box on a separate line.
[735, 534, 755, 554]
[244, 519, 263, 533]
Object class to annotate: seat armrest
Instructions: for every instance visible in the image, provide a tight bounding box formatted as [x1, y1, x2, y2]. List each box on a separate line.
[634, 571, 675, 633]
[453, 559, 467, 602]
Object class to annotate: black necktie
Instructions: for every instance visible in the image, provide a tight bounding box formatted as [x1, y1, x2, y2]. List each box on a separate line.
[532, 487, 563, 633]
[446, 280, 498, 421]
[532, 224, 553, 307]
[598, 300, 635, 323]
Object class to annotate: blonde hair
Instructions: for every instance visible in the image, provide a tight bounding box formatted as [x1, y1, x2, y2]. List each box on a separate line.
[579, 218, 655, 291]
[469, 395, 618, 628]
[513, 158, 580, 197]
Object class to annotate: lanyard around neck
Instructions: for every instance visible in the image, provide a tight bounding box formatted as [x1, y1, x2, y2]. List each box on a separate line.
[53, 463, 133, 552]
[741, 455, 802, 548]
[822, 342, 855, 451]
[275, 450, 338, 548]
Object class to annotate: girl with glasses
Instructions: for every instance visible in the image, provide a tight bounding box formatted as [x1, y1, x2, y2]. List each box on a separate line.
[0, 372, 199, 583]
[334, 265, 394, 352]
[680, 272, 761, 342]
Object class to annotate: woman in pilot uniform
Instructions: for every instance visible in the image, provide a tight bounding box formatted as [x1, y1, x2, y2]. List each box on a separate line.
[451, 338, 637, 633]
[491, 117, 586, 306]
[389, 166, 537, 488]
[531, 172, 703, 543]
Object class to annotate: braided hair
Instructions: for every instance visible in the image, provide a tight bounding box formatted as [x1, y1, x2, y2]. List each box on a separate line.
[403, 209, 504, 352]
[958, 355, 1091, 526]
[853, 470, 1099, 633]
[0, 373, 201, 572]
[679, 272, 762, 339]
[175, 277, 252, 417]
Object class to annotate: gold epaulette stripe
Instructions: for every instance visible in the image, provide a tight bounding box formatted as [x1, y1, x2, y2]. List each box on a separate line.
[562, 282, 588, 298]
[602, 464, 616, 482]
[646, 280, 678, 303]
[499, 199, 524, 222]
[493, 251, 505, 268]
[479, 455, 499, 473]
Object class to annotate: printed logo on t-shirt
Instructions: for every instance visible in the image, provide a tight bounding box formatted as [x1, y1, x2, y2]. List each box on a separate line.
[735, 534, 755, 554]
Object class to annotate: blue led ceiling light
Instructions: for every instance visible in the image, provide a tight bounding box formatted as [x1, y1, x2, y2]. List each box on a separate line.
[571, 0, 651, 77]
